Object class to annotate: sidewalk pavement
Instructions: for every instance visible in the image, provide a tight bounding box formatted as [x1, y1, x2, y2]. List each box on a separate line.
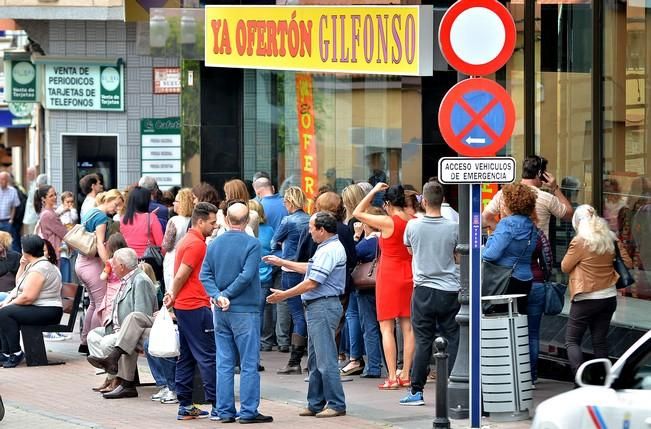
[0, 337, 572, 428]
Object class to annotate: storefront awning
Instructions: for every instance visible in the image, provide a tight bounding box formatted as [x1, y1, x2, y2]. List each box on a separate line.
[32, 56, 124, 67]
[0, 109, 29, 128]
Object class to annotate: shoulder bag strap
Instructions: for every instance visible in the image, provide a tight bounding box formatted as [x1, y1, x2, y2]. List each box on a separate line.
[146, 212, 153, 246]
[15, 260, 49, 293]
[613, 240, 622, 260]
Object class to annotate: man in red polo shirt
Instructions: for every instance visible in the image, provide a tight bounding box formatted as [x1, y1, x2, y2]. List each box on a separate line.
[163, 202, 218, 420]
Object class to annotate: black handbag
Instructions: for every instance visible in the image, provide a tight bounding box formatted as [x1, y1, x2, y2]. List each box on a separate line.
[481, 225, 535, 312]
[613, 241, 634, 289]
[142, 213, 163, 274]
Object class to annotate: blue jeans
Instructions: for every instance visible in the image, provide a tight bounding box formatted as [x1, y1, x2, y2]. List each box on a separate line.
[346, 292, 365, 359]
[144, 337, 177, 391]
[60, 257, 71, 283]
[0, 293, 7, 302]
[214, 310, 261, 420]
[259, 285, 271, 338]
[282, 272, 307, 337]
[305, 296, 346, 413]
[527, 282, 545, 381]
[356, 291, 383, 376]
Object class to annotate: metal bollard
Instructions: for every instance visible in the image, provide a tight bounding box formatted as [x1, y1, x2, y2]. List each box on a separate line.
[433, 337, 450, 429]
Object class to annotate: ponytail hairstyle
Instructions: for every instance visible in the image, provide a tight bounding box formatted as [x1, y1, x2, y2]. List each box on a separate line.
[95, 189, 123, 206]
[572, 204, 616, 255]
[34, 185, 54, 214]
[383, 185, 406, 208]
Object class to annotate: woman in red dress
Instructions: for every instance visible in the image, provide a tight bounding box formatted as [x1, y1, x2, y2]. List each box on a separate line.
[354, 182, 415, 390]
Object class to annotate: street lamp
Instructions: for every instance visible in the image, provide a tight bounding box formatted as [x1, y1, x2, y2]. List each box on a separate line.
[150, 13, 170, 57]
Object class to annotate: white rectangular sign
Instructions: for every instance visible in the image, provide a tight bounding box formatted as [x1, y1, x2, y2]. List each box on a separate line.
[142, 160, 182, 173]
[141, 134, 181, 147]
[438, 157, 516, 184]
[142, 147, 181, 160]
[145, 173, 182, 189]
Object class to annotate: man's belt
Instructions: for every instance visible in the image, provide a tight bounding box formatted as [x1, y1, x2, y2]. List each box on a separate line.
[302, 295, 339, 307]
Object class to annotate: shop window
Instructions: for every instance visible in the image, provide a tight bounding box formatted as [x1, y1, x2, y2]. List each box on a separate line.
[242, 70, 423, 205]
[603, 0, 651, 317]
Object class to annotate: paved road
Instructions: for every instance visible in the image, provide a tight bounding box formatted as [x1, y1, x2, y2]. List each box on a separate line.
[0, 337, 571, 428]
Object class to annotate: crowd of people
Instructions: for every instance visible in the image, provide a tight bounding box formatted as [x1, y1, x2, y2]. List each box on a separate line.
[0, 156, 636, 420]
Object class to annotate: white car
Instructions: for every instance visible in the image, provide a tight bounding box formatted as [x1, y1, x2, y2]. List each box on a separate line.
[532, 330, 651, 429]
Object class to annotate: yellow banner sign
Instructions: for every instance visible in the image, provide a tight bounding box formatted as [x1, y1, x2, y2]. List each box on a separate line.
[205, 5, 433, 76]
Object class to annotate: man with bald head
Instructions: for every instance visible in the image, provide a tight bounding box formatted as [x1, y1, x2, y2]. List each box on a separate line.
[0, 172, 21, 251]
[200, 202, 273, 424]
[252, 176, 287, 231]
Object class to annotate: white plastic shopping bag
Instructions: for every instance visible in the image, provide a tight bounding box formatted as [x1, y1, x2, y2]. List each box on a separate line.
[148, 309, 180, 358]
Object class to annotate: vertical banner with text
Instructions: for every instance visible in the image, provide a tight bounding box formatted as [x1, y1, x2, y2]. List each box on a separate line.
[295, 73, 317, 214]
[4, 60, 38, 103]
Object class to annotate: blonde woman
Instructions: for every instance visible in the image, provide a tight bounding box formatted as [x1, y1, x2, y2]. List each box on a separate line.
[342, 184, 367, 240]
[340, 184, 369, 376]
[75, 189, 124, 354]
[162, 188, 194, 289]
[561, 204, 633, 374]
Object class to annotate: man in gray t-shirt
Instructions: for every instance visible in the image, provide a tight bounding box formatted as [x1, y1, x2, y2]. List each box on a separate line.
[399, 181, 460, 407]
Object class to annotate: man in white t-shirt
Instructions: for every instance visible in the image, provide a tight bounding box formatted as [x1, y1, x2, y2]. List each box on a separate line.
[482, 156, 573, 238]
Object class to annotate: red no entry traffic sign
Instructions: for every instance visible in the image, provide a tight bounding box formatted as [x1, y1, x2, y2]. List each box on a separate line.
[438, 77, 515, 157]
[439, 0, 516, 76]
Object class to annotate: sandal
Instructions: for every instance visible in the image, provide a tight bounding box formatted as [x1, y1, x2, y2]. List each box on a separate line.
[398, 377, 411, 387]
[340, 359, 364, 376]
[377, 379, 399, 390]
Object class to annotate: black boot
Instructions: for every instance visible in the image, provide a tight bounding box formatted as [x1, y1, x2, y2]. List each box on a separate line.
[277, 334, 306, 375]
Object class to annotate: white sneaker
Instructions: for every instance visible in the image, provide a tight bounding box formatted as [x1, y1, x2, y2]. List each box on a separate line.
[160, 390, 178, 404]
[151, 386, 168, 401]
[43, 332, 66, 341]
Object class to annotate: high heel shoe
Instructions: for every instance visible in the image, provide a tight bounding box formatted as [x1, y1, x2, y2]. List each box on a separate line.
[377, 379, 399, 390]
[92, 377, 111, 392]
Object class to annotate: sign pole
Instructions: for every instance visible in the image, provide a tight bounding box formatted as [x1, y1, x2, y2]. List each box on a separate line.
[449, 180, 470, 420]
[470, 183, 482, 428]
[437, 2, 517, 425]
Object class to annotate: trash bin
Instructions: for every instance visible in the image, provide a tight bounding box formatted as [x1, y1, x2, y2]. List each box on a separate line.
[480, 294, 533, 421]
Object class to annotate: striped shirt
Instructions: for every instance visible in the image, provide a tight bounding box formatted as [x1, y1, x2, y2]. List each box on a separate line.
[0, 186, 20, 220]
[302, 234, 346, 302]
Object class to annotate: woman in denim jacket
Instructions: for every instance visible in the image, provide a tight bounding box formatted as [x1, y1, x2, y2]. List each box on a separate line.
[270, 187, 310, 374]
[483, 183, 538, 314]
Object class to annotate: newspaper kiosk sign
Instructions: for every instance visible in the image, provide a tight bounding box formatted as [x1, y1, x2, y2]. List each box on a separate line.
[438, 157, 516, 184]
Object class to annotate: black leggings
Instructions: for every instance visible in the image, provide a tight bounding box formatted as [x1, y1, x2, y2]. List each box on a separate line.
[0, 305, 62, 353]
[565, 297, 616, 374]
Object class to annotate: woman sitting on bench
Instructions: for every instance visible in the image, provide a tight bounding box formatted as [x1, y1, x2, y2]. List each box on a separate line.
[0, 235, 63, 368]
